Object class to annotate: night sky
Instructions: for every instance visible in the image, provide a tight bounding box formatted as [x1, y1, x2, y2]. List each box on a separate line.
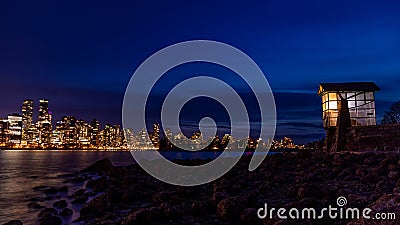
[1, 1, 400, 144]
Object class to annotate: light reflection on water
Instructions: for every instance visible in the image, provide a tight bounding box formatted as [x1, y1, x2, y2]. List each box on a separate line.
[0, 150, 273, 224]
[0, 150, 134, 224]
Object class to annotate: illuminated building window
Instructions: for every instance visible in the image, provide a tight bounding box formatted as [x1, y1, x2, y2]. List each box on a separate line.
[318, 82, 380, 129]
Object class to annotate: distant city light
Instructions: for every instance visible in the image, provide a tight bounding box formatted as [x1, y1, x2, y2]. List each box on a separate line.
[0, 99, 303, 150]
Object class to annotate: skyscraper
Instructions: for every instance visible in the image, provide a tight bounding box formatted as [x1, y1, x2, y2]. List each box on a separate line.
[102, 124, 115, 147]
[21, 99, 33, 144]
[0, 118, 8, 145]
[123, 128, 135, 147]
[150, 123, 160, 149]
[163, 128, 173, 150]
[90, 119, 100, 147]
[76, 119, 90, 147]
[39, 99, 49, 121]
[56, 116, 77, 148]
[7, 113, 23, 145]
[37, 99, 52, 147]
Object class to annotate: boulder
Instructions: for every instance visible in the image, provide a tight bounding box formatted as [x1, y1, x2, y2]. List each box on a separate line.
[38, 208, 62, 225]
[81, 158, 117, 176]
[2, 221, 23, 225]
[211, 192, 228, 205]
[163, 205, 184, 219]
[191, 200, 210, 216]
[39, 216, 62, 225]
[106, 187, 123, 203]
[59, 208, 73, 218]
[240, 208, 261, 225]
[122, 207, 162, 225]
[86, 176, 108, 193]
[28, 202, 45, 209]
[297, 183, 320, 199]
[38, 207, 57, 219]
[53, 200, 67, 209]
[217, 197, 241, 221]
[80, 194, 110, 218]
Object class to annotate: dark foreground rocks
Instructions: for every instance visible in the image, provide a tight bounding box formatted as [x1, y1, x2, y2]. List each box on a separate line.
[81, 158, 118, 176]
[38, 207, 62, 225]
[2, 221, 23, 225]
[68, 151, 400, 224]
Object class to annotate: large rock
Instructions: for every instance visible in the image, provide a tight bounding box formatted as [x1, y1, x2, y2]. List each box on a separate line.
[59, 208, 73, 218]
[80, 194, 110, 218]
[28, 202, 45, 209]
[52, 200, 67, 209]
[39, 216, 62, 225]
[2, 221, 23, 225]
[86, 176, 108, 193]
[211, 191, 228, 205]
[81, 158, 117, 176]
[106, 187, 123, 203]
[122, 207, 162, 225]
[347, 194, 368, 208]
[297, 183, 320, 199]
[217, 197, 243, 221]
[349, 194, 400, 225]
[240, 208, 261, 225]
[38, 208, 62, 225]
[191, 200, 211, 216]
[162, 205, 184, 219]
[38, 207, 58, 219]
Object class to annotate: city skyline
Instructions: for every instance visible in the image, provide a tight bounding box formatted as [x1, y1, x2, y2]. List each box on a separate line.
[0, 1, 400, 143]
[1, 1, 400, 144]
[0, 98, 126, 149]
[1, 2, 400, 225]
[0, 98, 304, 150]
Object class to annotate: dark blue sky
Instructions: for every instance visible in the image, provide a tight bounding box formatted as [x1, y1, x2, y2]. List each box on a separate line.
[1, 1, 400, 143]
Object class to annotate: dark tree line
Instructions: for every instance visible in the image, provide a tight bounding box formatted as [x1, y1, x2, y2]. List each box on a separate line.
[381, 101, 400, 124]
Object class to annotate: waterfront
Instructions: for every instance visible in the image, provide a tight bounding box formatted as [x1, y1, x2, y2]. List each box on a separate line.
[0, 150, 251, 224]
[0, 150, 132, 224]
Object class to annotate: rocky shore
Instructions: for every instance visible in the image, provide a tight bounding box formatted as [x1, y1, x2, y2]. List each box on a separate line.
[4, 150, 400, 225]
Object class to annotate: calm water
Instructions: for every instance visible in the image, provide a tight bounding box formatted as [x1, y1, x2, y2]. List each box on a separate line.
[0, 150, 230, 224]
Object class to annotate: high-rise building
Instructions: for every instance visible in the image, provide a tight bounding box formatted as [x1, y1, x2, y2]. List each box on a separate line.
[209, 134, 220, 150]
[0, 118, 8, 145]
[37, 99, 52, 147]
[150, 123, 160, 149]
[164, 128, 173, 140]
[112, 124, 124, 147]
[163, 128, 173, 150]
[51, 130, 62, 147]
[102, 124, 122, 147]
[27, 125, 39, 147]
[76, 119, 90, 147]
[90, 119, 100, 147]
[123, 128, 135, 147]
[7, 113, 22, 145]
[102, 124, 112, 147]
[174, 131, 189, 148]
[21, 99, 33, 144]
[56, 116, 77, 148]
[220, 134, 231, 148]
[39, 99, 50, 122]
[137, 128, 153, 148]
[189, 131, 203, 149]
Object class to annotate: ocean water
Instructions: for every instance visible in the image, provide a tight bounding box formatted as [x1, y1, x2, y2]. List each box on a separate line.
[0, 150, 135, 224]
[0, 150, 238, 224]
[0, 150, 277, 224]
